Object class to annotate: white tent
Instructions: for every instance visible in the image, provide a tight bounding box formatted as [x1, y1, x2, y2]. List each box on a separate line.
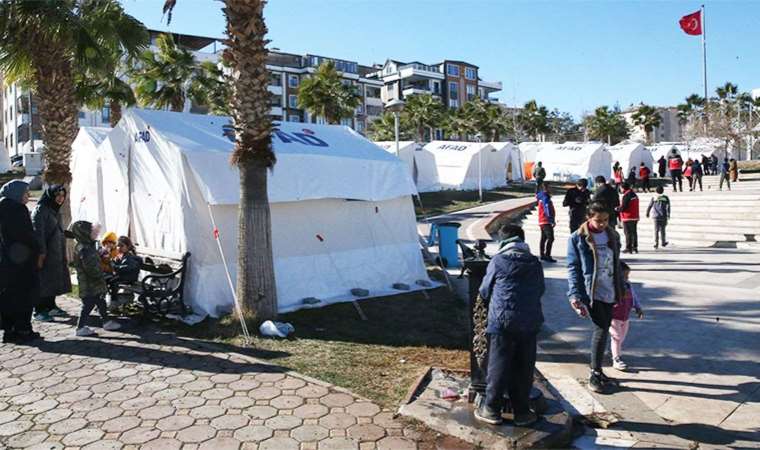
[70, 127, 111, 226]
[609, 142, 654, 175]
[490, 142, 524, 182]
[518, 142, 546, 179]
[535, 141, 611, 182]
[92, 109, 431, 317]
[423, 141, 506, 190]
[650, 140, 725, 164]
[374, 141, 440, 192]
[0, 143, 10, 173]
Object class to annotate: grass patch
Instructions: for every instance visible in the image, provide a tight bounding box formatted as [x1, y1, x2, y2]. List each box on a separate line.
[416, 183, 538, 219]
[168, 287, 470, 408]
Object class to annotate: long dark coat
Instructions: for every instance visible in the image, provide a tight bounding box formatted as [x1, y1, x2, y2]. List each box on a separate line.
[31, 202, 72, 297]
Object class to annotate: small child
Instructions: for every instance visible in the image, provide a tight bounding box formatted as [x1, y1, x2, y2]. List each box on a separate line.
[646, 186, 671, 249]
[609, 262, 643, 371]
[99, 232, 118, 273]
[68, 221, 121, 336]
[536, 184, 556, 263]
[112, 236, 142, 284]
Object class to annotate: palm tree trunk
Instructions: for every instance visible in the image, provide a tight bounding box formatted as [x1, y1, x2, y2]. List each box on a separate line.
[31, 47, 79, 259]
[225, 0, 278, 320]
[237, 159, 277, 319]
[110, 100, 122, 127]
[171, 95, 185, 112]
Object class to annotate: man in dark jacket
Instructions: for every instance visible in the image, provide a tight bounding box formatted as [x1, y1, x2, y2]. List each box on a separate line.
[657, 156, 667, 178]
[646, 186, 670, 249]
[474, 224, 545, 427]
[0, 180, 41, 343]
[563, 179, 591, 233]
[668, 151, 684, 192]
[591, 176, 620, 227]
[532, 162, 546, 193]
[618, 183, 640, 253]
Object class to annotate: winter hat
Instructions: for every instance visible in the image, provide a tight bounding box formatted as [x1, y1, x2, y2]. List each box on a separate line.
[0, 180, 30, 203]
[38, 184, 66, 211]
[101, 232, 118, 245]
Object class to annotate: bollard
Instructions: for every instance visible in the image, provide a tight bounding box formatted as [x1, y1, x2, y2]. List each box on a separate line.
[437, 222, 462, 268]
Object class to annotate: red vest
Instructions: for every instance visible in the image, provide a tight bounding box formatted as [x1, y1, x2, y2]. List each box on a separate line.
[639, 166, 650, 179]
[668, 157, 682, 171]
[620, 190, 640, 222]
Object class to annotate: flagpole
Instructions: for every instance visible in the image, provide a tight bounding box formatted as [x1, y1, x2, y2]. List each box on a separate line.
[701, 4, 708, 132]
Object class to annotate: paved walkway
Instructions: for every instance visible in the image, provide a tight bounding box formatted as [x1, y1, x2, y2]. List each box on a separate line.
[0, 298, 426, 450]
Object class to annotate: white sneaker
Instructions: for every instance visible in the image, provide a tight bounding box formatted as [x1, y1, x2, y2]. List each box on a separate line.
[613, 358, 628, 371]
[103, 321, 121, 331]
[76, 326, 96, 337]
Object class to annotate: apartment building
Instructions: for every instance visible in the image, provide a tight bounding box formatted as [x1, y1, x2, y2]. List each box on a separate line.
[622, 106, 684, 144]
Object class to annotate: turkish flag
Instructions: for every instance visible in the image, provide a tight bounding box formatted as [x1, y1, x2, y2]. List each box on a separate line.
[679, 11, 702, 35]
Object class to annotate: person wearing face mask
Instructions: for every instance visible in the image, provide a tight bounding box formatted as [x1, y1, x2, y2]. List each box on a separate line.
[566, 201, 626, 395]
[0, 180, 41, 343]
[32, 185, 72, 322]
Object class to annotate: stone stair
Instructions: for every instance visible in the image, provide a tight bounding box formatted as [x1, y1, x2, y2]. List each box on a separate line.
[523, 176, 760, 249]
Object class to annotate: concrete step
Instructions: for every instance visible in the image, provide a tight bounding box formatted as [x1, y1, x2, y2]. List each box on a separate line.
[524, 227, 751, 245]
[526, 213, 760, 230]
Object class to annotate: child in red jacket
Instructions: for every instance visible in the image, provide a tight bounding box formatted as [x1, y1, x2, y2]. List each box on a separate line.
[536, 184, 556, 263]
[617, 182, 640, 253]
[638, 163, 651, 193]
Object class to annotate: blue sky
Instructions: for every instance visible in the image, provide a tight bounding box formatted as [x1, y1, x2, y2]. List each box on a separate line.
[122, 0, 760, 119]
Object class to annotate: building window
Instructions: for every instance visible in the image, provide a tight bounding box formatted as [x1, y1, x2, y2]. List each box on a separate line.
[288, 95, 298, 108]
[288, 75, 299, 88]
[447, 64, 460, 77]
[386, 84, 395, 96]
[448, 82, 458, 100]
[449, 99, 459, 108]
[478, 87, 485, 98]
[356, 121, 365, 132]
[288, 115, 301, 122]
[102, 107, 110, 124]
[340, 118, 353, 127]
[366, 105, 382, 116]
[366, 86, 381, 99]
[356, 104, 364, 114]
[465, 67, 477, 80]
[432, 81, 441, 95]
[78, 111, 86, 119]
[466, 84, 475, 101]
[355, 84, 364, 97]
[435, 129, 443, 140]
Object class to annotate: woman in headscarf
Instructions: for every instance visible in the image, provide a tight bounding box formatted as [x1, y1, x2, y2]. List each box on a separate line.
[31, 185, 72, 321]
[0, 180, 41, 343]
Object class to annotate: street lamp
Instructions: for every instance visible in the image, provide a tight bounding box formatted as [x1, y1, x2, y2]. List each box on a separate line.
[385, 99, 406, 157]
[475, 133, 483, 202]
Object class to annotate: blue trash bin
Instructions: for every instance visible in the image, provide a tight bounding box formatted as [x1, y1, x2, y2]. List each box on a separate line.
[438, 222, 462, 268]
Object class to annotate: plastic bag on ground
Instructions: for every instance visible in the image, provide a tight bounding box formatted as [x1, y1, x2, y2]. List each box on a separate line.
[259, 320, 295, 338]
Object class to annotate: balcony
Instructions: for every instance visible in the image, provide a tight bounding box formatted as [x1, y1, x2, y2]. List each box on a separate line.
[479, 80, 503, 93]
[397, 64, 444, 82]
[365, 96, 383, 107]
[402, 87, 433, 97]
[268, 85, 283, 95]
[270, 107, 283, 117]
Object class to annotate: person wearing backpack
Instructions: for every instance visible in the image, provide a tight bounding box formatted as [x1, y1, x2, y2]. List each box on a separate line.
[532, 162, 546, 193]
[0, 180, 41, 343]
[618, 182, 640, 254]
[668, 150, 684, 192]
[646, 186, 671, 249]
[31, 185, 72, 322]
[719, 158, 731, 191]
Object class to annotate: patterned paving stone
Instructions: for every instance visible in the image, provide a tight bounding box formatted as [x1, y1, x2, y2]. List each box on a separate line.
[296, 385, 330, 399]
[85, 406, 124, 423]
[153, 387, 186, 401]
[228, 379, 260, 391]
[71, 397, 108, 412]
[33, 408, 73, 427]
[6, 430, 49, 448]
[20, 398, 58, 415]
[82, 439, 124, 450]
[101, 416, 141, 433]
[61, 428, 105, 446]
[189, 405, 226, 419]
[347, 424, 386, 442]
[234, 425, 274, 442]
[320, 393, 355, 408]
[199, 436, 242, 450]
[376, 437, 416, 450]
[10, 391, 46, 406]
[91, 381, 124, 394]
[264, 414, 303, 431]
[270, 395, 304, 410]
[119, 426, 162, 445]
[319, 413, 357, 430]
[209, 374, 241, 384]
[0, 410, 21, 425]
[105, 389, 140, 402]
[371, 412, 403, 430]
[248, 387, 281, 401]
[291, 424, 330, 443]
[140, 438, 182, 450]
[274, 377, 307, 391]
[220, 396, 255, 409]
[172, 396, 206, 409]
[48, 417, 88, 435]
[121, 396, 157, 410]
[318, 437, 360, 450]
[176, 424, 217, 443]
[345, 402, 381, 418]
[185, 380, 215, 392]
[56, 389, 92, 403]
[202, 387, 234, 400]
[244, 405, 278, 420]
[259, 436, 299, 450]
[157, 414, 196, 432]
[294, 404, 330, 419]
[210, 414, 249, 430]
[138, 405, 176, 420]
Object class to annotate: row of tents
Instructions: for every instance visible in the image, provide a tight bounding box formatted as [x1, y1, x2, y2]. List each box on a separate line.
[373, 139, 731, 193]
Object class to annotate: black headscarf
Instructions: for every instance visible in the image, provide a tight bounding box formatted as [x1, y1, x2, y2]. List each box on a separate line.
[38, 184, 66, 212]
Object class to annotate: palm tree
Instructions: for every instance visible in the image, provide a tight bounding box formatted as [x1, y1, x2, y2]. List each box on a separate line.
[130, 33, 198, 112]
[367, 112, 413, 141]
[583, 106, 630, 145]
[165, 0, 278, 319]
[631, 104, 662, 144]
[190, 60, 232, 116]
[297, 61, 361, 124]
[517, 100, 550, 140]
[715, 82, 738, 102]
[403, 94, 444, 142]
[444, 106, 478, 141]
[481, 103, 513, 142]
[0, 0, 147, 191]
